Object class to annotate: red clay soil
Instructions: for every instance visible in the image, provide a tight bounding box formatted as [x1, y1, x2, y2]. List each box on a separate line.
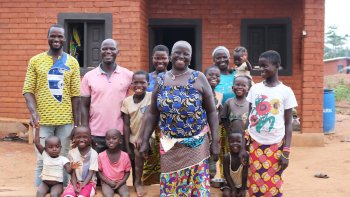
[1, 114, 350, 196]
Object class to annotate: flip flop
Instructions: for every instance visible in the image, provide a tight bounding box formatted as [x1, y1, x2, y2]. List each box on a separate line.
[341, 137, 350, 142]
[314, 173, 329, 178]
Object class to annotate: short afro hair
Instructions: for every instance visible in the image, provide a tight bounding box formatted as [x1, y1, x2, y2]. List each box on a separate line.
[47, 24, 65, 37]
[233, 46, 247, 53]
[133, 70, 149, 82]
[259, 50, 283, 68]
[204, 65, 220, 75]
[153, 45, 169, 56]
[228, 129, 245, 137]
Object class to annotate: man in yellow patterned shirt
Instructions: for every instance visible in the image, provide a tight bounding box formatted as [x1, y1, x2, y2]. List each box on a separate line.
[22, 24, 81, 187]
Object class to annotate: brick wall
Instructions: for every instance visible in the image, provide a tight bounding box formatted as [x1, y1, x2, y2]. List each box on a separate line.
[0, 0, 325, 135]
[301, 0, 325, 133]
[148, 0, 304, 115]
[324, 59, 348, 76]
[0, 0, 146, 119]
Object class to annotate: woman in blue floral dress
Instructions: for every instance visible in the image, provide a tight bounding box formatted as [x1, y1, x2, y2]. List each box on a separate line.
[139, 41, 220, 196]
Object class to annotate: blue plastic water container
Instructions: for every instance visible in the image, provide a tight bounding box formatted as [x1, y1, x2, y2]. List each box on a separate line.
[323, 89, 335, 134]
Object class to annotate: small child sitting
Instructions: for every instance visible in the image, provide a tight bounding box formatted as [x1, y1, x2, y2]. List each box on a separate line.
[221, 130, 248, 197]
[34, 125, 80, 197]
[62, 126, 99, 197]
[98, 129, 131, 197]
[233, 46, 255, 86]
[121, 70, 152, 196]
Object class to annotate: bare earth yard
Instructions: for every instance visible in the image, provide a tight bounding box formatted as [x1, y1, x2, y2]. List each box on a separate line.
[1, 114, 350, 196]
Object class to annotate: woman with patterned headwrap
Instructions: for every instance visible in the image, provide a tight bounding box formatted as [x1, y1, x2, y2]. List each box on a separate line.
[212, 46, 237, 178]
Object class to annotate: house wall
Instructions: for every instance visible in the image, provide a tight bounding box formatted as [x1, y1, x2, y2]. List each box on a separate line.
[147, 0, 304, 120]
[324, 59, 348, 76]
[0, 0, 147, 119]
[0, 0, 325, 135]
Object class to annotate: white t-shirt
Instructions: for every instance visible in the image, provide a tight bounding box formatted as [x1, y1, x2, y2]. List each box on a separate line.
[40, 151, 70, 182]
[69, 147, 98, 183]
[247, 82, 298, 145]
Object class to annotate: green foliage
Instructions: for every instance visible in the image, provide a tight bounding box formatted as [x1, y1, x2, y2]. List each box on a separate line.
[334, 85, 349, 101]
[336, 108, 341, 113]
[340, 77, 345, 84]
[324, 25, 350, 59]
[339, 69, 344, 74]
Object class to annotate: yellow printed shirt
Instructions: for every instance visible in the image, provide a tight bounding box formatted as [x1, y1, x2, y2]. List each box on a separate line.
[22, 52, 81, 125]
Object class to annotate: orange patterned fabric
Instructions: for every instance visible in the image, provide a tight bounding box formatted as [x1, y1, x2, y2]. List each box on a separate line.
[246, 137, 284, 197]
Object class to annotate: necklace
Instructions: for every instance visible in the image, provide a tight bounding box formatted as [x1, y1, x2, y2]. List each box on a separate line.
[234, 97, 246, 107]
[170, 69, 190, 80]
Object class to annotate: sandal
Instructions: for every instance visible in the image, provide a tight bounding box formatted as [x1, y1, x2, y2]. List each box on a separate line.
[341, 137, 350, 142]
[314, 173, 329, 178]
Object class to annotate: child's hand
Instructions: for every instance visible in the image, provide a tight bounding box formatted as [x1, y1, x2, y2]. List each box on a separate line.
[231, 190, 237, 197]
[74, 187, 80, 195]
[239, 150, 247, 165]
[90, 136, 97, 146]
[109, 181, 118, 189]
[112, 181, 122, 190]
[238, 190, 246, 197]
[240, 52, 248, 63]
[228, 67, 235, 74]
[70, 161, 81, 170]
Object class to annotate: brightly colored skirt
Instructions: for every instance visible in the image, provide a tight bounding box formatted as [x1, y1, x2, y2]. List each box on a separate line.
[142, 126, 161, 185]
[246, 137, 284, 197]
[219, 124, 229, 178]
[160, 133, 211, 197]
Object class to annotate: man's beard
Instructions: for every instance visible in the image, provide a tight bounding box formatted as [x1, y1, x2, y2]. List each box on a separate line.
[49, 42, 63, 52]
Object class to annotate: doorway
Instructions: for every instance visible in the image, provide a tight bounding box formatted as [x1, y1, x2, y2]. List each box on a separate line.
[149, 19, 202, 72]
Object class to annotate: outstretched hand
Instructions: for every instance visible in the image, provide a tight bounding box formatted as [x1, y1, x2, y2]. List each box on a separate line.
[70, 161, 81, 170]
[240, 52, 248, 62]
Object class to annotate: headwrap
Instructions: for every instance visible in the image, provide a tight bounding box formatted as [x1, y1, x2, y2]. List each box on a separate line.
[212, 46, 230, 59]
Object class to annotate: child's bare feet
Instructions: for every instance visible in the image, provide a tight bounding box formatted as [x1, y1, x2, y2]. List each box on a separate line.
[134, 183, 147, 196]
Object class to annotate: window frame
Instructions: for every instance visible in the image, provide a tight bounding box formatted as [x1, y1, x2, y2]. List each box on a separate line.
[240, 18, 293, 76]
[58, 13, 112, 75]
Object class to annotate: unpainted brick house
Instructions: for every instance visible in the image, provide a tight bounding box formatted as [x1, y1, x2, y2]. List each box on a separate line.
[0, 0, 325, 145]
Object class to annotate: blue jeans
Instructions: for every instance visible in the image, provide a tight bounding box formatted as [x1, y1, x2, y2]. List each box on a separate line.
[34, 124, 73, 187]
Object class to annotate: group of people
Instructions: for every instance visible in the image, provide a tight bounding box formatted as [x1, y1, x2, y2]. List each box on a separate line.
[22, 24, 297, 197]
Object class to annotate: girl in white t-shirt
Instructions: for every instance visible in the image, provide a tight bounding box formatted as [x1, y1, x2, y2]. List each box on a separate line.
[241, 50, 297, 197]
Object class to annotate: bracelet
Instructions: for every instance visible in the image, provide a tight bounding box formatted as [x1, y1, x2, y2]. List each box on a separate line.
[283, 147, 291, 152]
[281, 153, 290, 160]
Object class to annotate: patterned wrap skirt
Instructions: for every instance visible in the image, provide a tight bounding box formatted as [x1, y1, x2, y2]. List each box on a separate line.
[246, 134, 284, 197]
[142, 126, 161, 185]
[219, 124, 229, 178]
[160, 133, 211, 197]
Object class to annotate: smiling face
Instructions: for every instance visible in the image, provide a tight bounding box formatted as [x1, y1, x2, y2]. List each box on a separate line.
[213, 50, 230, 70]
[47, 27, 66, 52]
[228, 133, 243, 153]
[171, 42, 191, 70]
[153, 51, 169, 72]
[233, 77, 249, 97]
[100, 39, 119, 64]
[259, 58, 279, 79]
[74, 127, 91, 149]
[105, 129, 122, 150]
[45, 137, 62, 158]
[132, 74, 149, 95]
[233, 51, 244, 66]
[205, 67, 221, 88]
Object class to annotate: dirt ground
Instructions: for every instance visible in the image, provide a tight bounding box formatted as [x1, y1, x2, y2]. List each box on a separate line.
[1, 114, 350, 196]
